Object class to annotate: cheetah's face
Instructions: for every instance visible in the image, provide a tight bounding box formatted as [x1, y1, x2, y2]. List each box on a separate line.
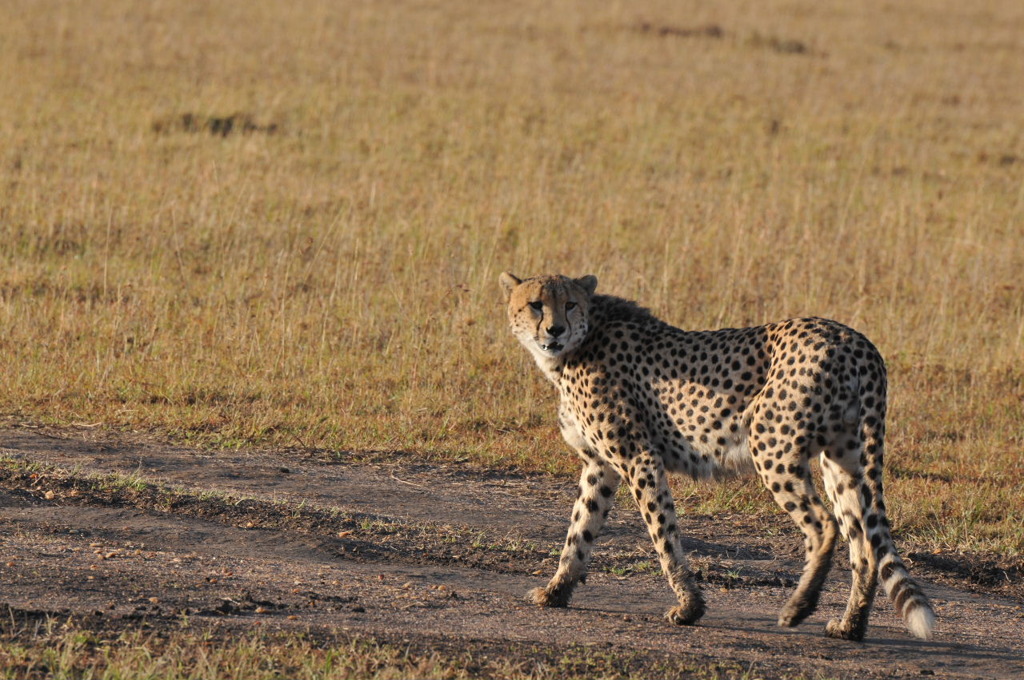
[499, 272, 598, 362]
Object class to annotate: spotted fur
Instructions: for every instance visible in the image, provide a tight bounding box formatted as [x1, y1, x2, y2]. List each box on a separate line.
[500, 272, 935, 641]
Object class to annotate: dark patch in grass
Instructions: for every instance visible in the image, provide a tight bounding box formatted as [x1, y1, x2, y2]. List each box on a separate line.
[977, 151, 1020, 167]
[747, 32, 812, 55]
[0, 278, 132, 304]
[152, 112, 279, 137]
[634, 22, 724, 40]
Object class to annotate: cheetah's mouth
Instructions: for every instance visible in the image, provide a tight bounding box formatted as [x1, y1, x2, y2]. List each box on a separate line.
[540, 341, 564, 353]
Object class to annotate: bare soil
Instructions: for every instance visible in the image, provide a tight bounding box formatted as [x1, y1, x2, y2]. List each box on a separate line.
[1, 427, 1022, 679]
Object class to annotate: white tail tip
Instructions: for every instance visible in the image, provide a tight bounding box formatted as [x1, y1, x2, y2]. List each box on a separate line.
[906, 605, 936, 640]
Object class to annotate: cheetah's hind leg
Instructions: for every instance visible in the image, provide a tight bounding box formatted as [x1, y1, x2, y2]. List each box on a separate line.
[820, 452, 877, 641]
[821, 418, 935, 640]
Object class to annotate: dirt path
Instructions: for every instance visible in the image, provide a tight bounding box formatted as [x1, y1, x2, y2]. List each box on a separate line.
[1, 428, 1023, 678]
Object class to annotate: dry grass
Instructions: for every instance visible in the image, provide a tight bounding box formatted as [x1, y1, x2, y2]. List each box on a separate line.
[0, 621, 757, 680]
[0, 0, 1022, 552]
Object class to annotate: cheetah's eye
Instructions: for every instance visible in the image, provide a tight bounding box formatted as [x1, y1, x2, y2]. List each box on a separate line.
[528, 301, 543, 312]
[565, 301, 577, 311]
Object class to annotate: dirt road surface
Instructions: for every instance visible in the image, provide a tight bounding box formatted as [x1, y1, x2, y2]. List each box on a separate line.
[2, 428, 1022, 678]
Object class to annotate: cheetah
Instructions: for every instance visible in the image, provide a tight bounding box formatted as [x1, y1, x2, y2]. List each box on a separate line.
[499, 272, 935, 641]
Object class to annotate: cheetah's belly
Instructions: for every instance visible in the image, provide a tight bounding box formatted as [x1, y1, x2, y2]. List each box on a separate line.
[660, 416, 754, 481]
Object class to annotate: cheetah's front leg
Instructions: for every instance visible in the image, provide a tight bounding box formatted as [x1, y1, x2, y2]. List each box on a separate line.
[628, 454, 706, 625]
[530, 460, 620, 608]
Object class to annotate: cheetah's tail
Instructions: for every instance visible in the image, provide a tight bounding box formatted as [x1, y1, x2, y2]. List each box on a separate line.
[878, 552, 935, 639]
[858, 373, 936, 640]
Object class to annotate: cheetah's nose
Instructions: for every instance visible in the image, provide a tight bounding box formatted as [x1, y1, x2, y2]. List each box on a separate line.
[547, 325, 566, 337]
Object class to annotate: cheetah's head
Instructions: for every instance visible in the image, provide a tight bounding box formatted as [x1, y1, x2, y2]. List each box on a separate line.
[499, 272, 597, 366]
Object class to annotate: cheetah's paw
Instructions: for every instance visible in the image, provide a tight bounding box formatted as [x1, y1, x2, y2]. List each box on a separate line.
[825, 618, 865, 642]
[665, 600, 706, 626]
[527, 586, 569, 608]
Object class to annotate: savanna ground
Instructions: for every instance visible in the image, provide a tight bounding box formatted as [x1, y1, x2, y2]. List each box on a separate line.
[0, 0, 1022, 677]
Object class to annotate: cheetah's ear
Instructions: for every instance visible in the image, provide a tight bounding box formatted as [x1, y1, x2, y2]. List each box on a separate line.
[575, 275, 598, 296]
[499, 272, 522, 301]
